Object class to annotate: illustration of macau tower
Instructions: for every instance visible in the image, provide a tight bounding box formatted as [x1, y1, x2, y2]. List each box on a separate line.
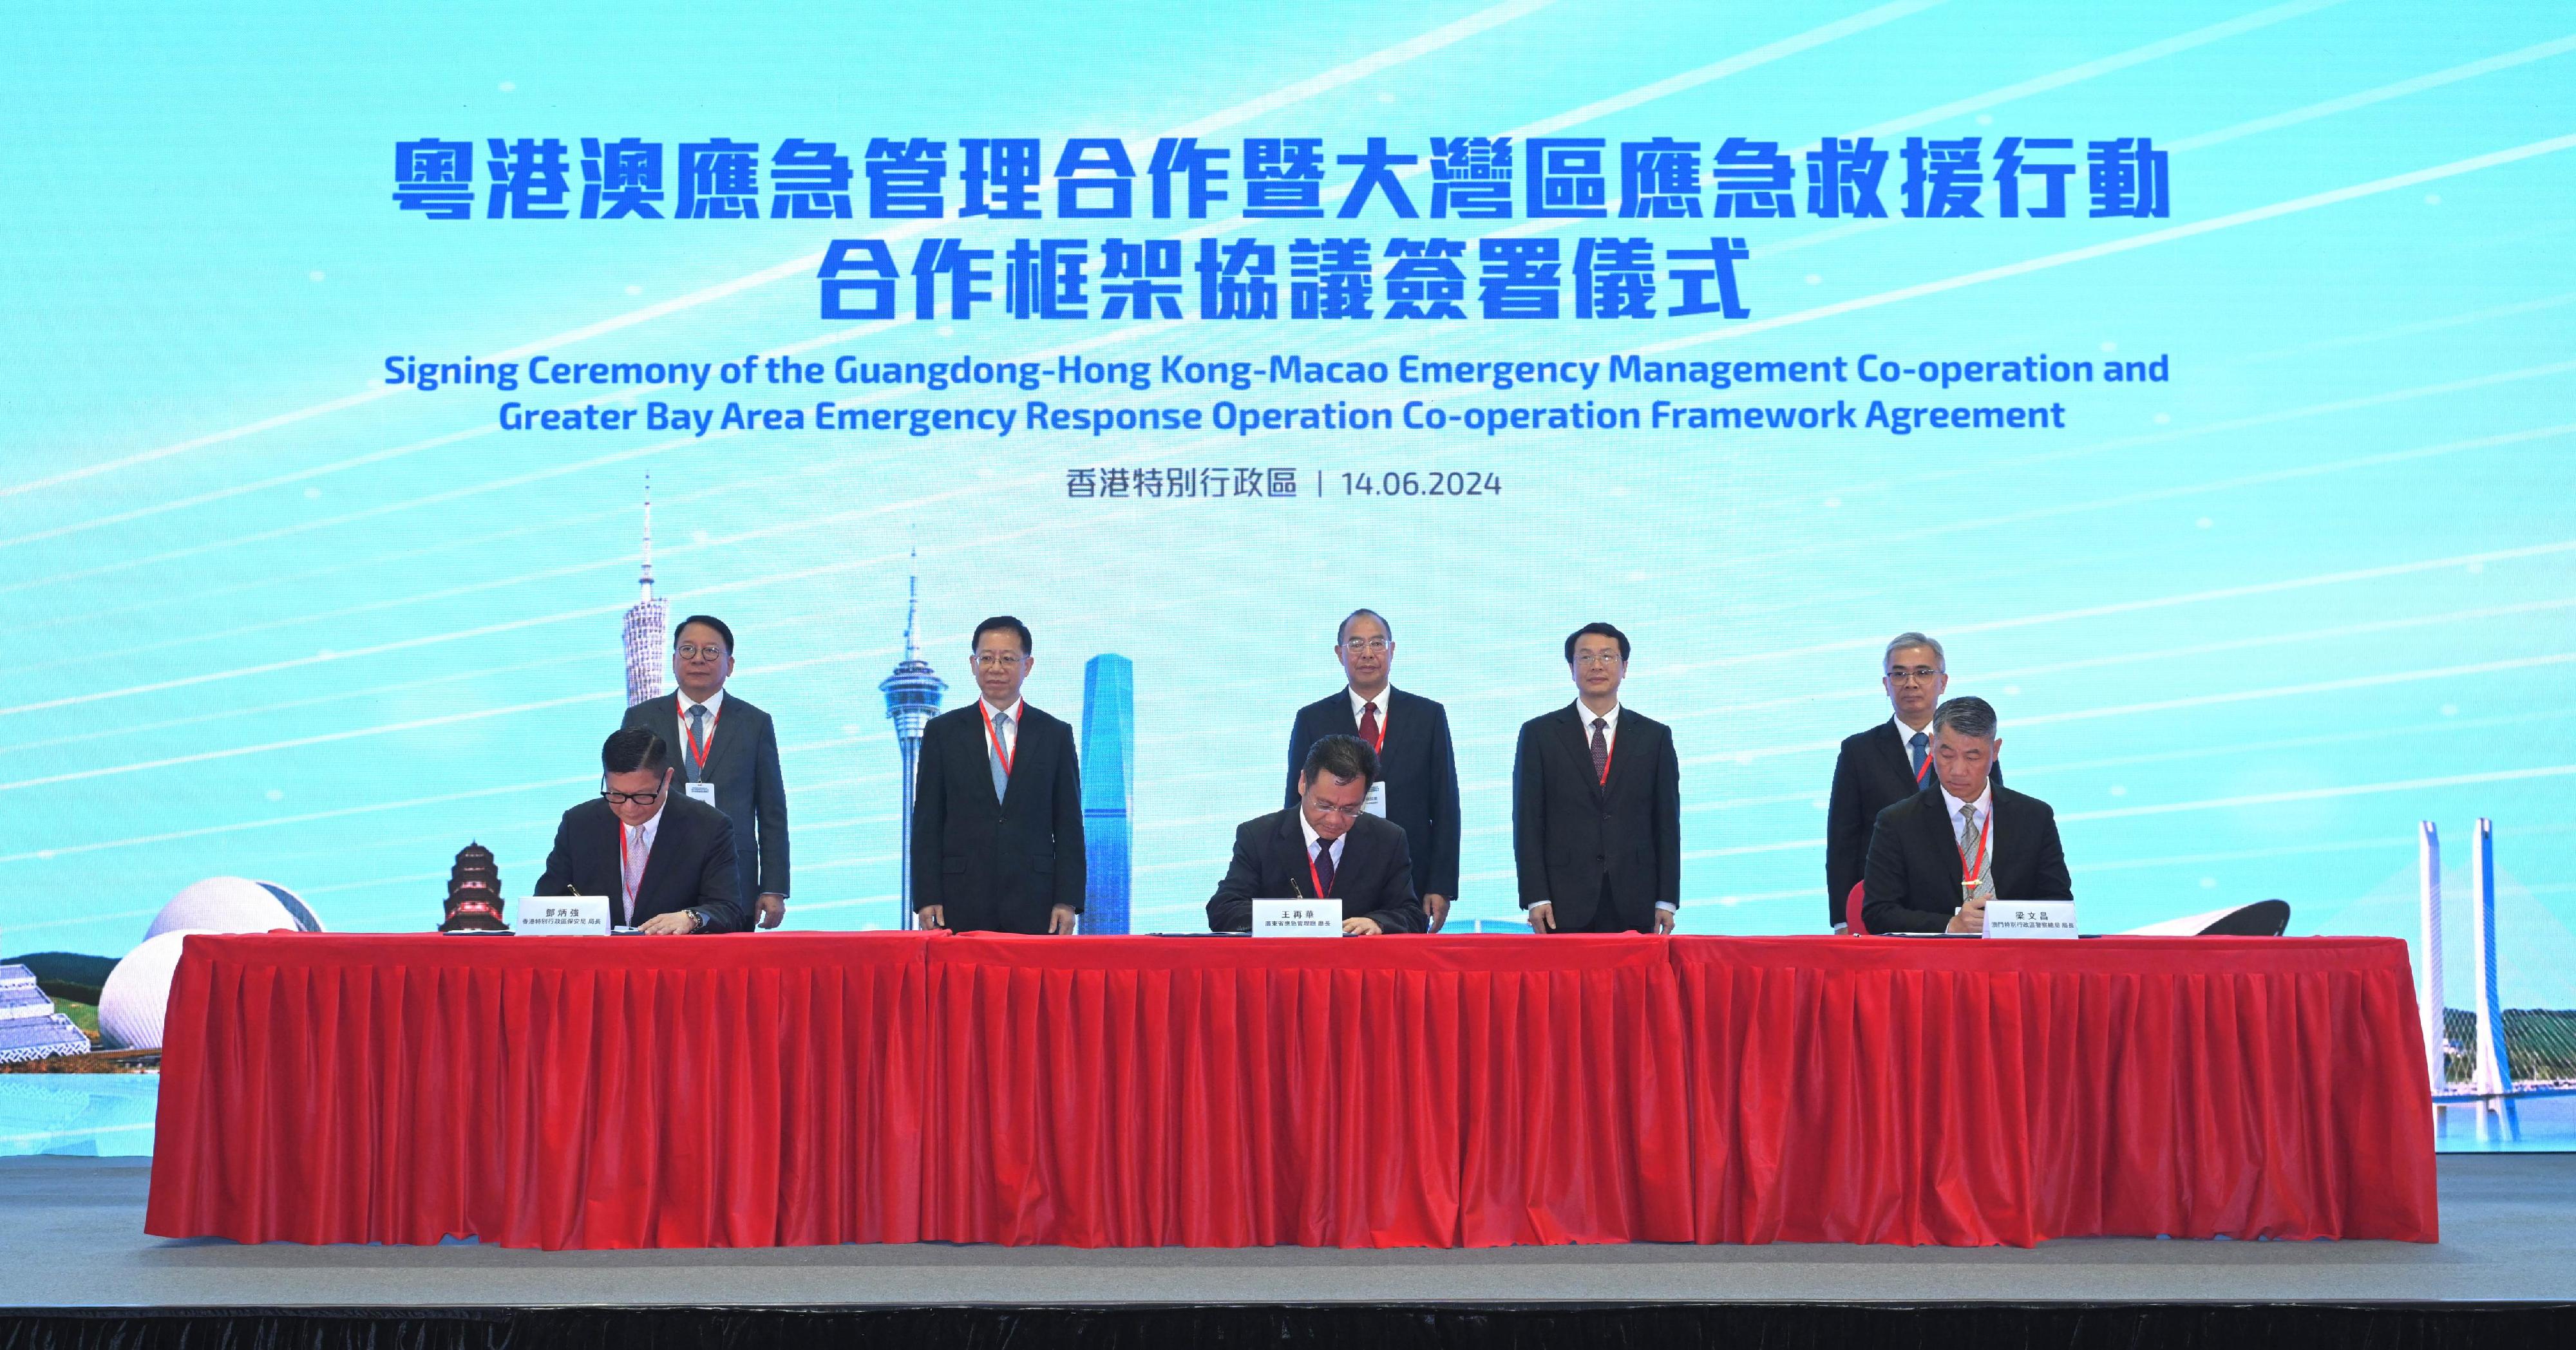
[620, 474, 667, 707]
[880, 561, 945, 928]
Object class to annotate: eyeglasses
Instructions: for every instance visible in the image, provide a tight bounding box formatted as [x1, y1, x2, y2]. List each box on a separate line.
[601, 787, 663, 805]
[675, 643, 727, 660]
[1572, 652, 1623, 667]
[1886, 666, 1943, 684]
[1340, 638, 1389, 654]
[1304, 796, 1366, 820]
[972, 652, 1026, 669]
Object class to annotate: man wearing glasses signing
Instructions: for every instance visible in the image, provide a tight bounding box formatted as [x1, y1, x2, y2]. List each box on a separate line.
[1209, 735, 1424, 935]
[911, 616, 1086, 934]
[533, 728, 748, 932]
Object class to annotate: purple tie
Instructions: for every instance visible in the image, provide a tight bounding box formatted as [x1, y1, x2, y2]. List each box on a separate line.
[1590, 717, 1609, 783]
[1312, 840, 1336, 897]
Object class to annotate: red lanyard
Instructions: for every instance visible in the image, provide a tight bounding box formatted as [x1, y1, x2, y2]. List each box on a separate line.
[1956, 805, 1994, 887]
[680, 696, 720, 771]
[1914, 746, 1933, 785]
[1307, 844, 1334, 899]
[979, 701, 1015, 776]
[1358, 699, 1385, 752]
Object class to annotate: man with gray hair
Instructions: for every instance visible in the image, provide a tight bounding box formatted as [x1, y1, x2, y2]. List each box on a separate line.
[1860, 696, 2069, 934]
[1825, 633, 2005, 930]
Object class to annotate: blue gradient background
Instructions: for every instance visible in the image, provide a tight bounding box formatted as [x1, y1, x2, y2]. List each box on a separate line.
[3, 1, 2571, 1020]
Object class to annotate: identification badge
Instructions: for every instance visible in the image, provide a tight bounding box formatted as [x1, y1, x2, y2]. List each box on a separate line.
[1252, 898, 1341, 937]
[1361, 781, 1387, 817]
[520, 895, 611, 935]
[685, 782, 716, 807]
[1985, 900, 2077, 939]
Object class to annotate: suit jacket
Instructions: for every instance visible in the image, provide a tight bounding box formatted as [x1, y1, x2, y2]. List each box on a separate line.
[623, 691, 790, 905]
[910, 701, 1085, 934]
[1283, 686, 1461, 900]
[1826, 722, 2002, 930]
[1511, 705, 1681, 932]
[1207, 809, 1424, 934]
[532, 794, 748, 931]
[1861, 783, 2070, 933]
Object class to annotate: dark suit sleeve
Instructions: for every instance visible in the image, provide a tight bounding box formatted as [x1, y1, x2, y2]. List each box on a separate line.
[1654, 725, 1682, 910]
[909, 720, 946, 913]
[1512, 723, 1547, 910]
[1052, 722, 1086, 912]
[692, 816, 750, 932]
[2031, 803, 2073, 901]
[1824, 742, 1866, 929]
[1363, 837, 1425, 935]
[533, 811, 577, 897]
[620, 702, 648, 734]
[1284, 708, 1312, 811]
[1207, 823, 1263, 932]
[753, 715, 790, 897]
[1425, 704, 1462, 899]
[1862, 807, 1953, 934]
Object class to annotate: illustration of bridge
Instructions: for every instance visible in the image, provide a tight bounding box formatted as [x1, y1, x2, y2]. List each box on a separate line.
[2420, 818, 2576, 1140]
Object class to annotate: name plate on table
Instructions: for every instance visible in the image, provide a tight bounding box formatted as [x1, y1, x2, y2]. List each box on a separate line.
[1251, 898, 1341, 937]
[519, 895, 611, 935]
[1985, 900, 2077, 939]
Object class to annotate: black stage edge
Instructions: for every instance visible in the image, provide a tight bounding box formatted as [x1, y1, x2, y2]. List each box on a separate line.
[7, 1303, 2576, 1349]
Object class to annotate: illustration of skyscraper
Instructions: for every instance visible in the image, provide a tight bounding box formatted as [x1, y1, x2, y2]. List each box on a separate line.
[880, 558, 945, 929]
[1079, 654, 1134, 935]
[620, 473, 667, 708]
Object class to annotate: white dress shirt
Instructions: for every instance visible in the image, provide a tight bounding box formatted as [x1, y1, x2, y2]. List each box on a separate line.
[982, 697, 1023, 761]
[1563, 700, 1674, 914]
[1940, 782, 1996, 885]
[1294, 809, 1348, 892]
[677, 687, 727, 769]
[619, 800, 666, 919]
[1347, 686, 1391, 742]
[1893, 713, 1933, 781]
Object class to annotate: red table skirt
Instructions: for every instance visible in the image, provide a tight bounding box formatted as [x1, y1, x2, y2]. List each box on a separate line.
[145, 932, 2436, 1250]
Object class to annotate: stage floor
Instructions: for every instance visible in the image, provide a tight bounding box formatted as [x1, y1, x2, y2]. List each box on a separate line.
[6, 1155, 2568, 1309]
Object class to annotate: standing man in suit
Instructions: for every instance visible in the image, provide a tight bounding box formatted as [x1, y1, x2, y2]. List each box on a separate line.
[1825, 632, 2002, 932]
[1513, 623, 1682, 933]
[1211, 735, 1424, 935]
[911, 615, 1085, 934]
[1861, 696, 2070, 934]
[534, 727, 748, 932]
[623, 615, 791, 929]
[1283, 610, 1463, 931]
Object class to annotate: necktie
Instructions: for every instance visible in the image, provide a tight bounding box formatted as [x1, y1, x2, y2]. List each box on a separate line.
[1909, 730, 1930, 783]
[1359, 700, 1381, 751]
[620, 824, 647, 923]
[685, 704, 708, 782]
[989, 711, 1012, 803]
[1958, 805, 1993, 901]
[1590, 717, 1609, 784]
[1313, 839, 1336, 897]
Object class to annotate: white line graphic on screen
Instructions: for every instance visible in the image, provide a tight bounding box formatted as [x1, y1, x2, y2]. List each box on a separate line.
[2166, 33, 2576, 152]
[0, 0, 1558, 503]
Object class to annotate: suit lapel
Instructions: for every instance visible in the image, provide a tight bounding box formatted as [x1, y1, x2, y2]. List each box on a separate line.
[1556, 708, 1604, 802]
[1920, 789, 1964, 891]
[1879, 721, 1920, 789]
[1601, 713, 1643, 799]
[1278, 810, 1311, 896]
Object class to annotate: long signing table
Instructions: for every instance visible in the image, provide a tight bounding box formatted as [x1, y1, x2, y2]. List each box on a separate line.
[144, 932, 2438, 1249]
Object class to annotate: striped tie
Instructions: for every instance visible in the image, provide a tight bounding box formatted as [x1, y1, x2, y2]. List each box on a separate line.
[1590, 718, 1609, 783]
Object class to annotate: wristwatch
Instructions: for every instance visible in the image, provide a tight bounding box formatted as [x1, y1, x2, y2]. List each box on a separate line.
[686, 907, 710, 932]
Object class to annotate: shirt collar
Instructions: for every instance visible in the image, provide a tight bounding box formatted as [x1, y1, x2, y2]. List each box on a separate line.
[1347, 685, 1391, 722]
[982, 697, 1024, 723]
[1574, 700, 1622, 731]
[1892, 712, 1932, 744]
[1941, 782, 1994, 819]
[678, 687, 726, 718]
[1294, 809, 1346, 862]
[626, 797, 667, 839]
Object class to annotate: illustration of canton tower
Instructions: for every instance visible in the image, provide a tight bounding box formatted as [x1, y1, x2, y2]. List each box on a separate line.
[880, 559, 945, 929]
[620, 474, 667, 707]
